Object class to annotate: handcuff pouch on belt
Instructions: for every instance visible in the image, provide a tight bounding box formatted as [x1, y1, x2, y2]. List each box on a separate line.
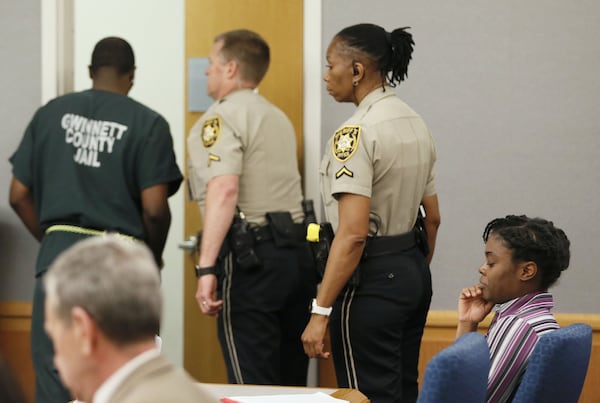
[265, 212, 301, 248]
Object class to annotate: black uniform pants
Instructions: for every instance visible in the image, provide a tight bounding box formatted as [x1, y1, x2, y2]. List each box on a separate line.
[216, 240, 317, 385]
[329, 246, 432, 403]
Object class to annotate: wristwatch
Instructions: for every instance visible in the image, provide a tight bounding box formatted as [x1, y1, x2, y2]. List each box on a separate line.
[194, 265, 216, 278]
[310, 298, 332, 317]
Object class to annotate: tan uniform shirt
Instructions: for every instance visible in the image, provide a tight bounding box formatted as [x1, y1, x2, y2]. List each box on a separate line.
[320, 87, 437, 235]
[187, 89, 303, 224]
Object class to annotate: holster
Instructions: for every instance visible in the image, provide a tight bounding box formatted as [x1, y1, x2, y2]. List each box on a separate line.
[413, 207, 430, 257]
[227, 215, 261, 271]
[306, 222, 334, 282]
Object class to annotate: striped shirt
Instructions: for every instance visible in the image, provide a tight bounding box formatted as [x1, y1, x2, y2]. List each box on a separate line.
[486, 291, 558, 402]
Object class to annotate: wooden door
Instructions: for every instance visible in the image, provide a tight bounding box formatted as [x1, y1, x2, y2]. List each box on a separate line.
[183, 0, 304, 383]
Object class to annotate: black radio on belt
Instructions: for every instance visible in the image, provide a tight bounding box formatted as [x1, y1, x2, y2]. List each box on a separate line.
[228, 210, 261, 271]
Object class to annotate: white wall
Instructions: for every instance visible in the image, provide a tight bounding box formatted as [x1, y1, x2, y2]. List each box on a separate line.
[303, 1, 322, 385]
[72, 0, 185, 365]
[303, 0, 323, 216]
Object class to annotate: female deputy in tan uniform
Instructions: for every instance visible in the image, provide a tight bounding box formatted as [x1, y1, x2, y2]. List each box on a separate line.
[302, 24, 441, 403]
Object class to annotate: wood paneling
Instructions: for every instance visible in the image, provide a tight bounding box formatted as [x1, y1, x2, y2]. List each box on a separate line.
[2, 304, 598, 402]
[319, 310, 600, 402]
[0, 302, 34, 403]
[183, 0, 304, 383]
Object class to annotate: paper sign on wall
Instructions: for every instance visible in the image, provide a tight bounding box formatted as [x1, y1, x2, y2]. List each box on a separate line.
[188, 58, 212, 112]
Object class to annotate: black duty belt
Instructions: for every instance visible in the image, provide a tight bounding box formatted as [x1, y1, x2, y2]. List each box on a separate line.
[250, 225, 273, 242]
[250, 223, 305, 243]
[362, 231, 417, 259]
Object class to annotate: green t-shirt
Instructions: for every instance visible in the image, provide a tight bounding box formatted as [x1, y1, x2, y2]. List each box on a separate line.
[10, 89, 182, 240]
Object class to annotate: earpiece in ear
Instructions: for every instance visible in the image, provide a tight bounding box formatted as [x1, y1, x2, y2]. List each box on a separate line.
[353, 67, 359, 75]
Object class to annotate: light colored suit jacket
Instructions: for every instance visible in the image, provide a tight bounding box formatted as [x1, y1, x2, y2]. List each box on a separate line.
[106, 354, 215, 402]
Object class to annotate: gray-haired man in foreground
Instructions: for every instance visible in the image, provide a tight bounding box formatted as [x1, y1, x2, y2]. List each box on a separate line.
[44, 236, 214, 402]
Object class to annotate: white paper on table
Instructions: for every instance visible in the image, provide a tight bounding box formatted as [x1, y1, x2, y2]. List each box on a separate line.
[221, 391, 348, 403]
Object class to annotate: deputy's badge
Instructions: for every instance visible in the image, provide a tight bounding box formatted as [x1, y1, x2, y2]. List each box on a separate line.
[332, 126, 361, 162]
[201, 117, 221, 148]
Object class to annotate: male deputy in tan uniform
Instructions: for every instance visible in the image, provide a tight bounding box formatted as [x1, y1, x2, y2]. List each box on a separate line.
[187, 29, 316, 386]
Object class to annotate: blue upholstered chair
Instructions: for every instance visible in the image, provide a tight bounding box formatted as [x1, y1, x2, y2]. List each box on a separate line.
[417, 332, 490, 403]
[512, 323, 592, 403]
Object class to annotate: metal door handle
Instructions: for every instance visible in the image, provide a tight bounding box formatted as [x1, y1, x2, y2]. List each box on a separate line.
[178, 236, 197, 255]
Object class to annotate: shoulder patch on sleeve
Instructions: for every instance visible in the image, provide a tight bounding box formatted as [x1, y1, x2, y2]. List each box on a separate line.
[335, 166, 354, 179]
[332, 125, 361, 162]
[201, 116, 221, 148]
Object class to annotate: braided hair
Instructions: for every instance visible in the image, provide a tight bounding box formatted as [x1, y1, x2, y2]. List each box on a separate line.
[483, 215, 571, 289]
[334, 23, 414, 88]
